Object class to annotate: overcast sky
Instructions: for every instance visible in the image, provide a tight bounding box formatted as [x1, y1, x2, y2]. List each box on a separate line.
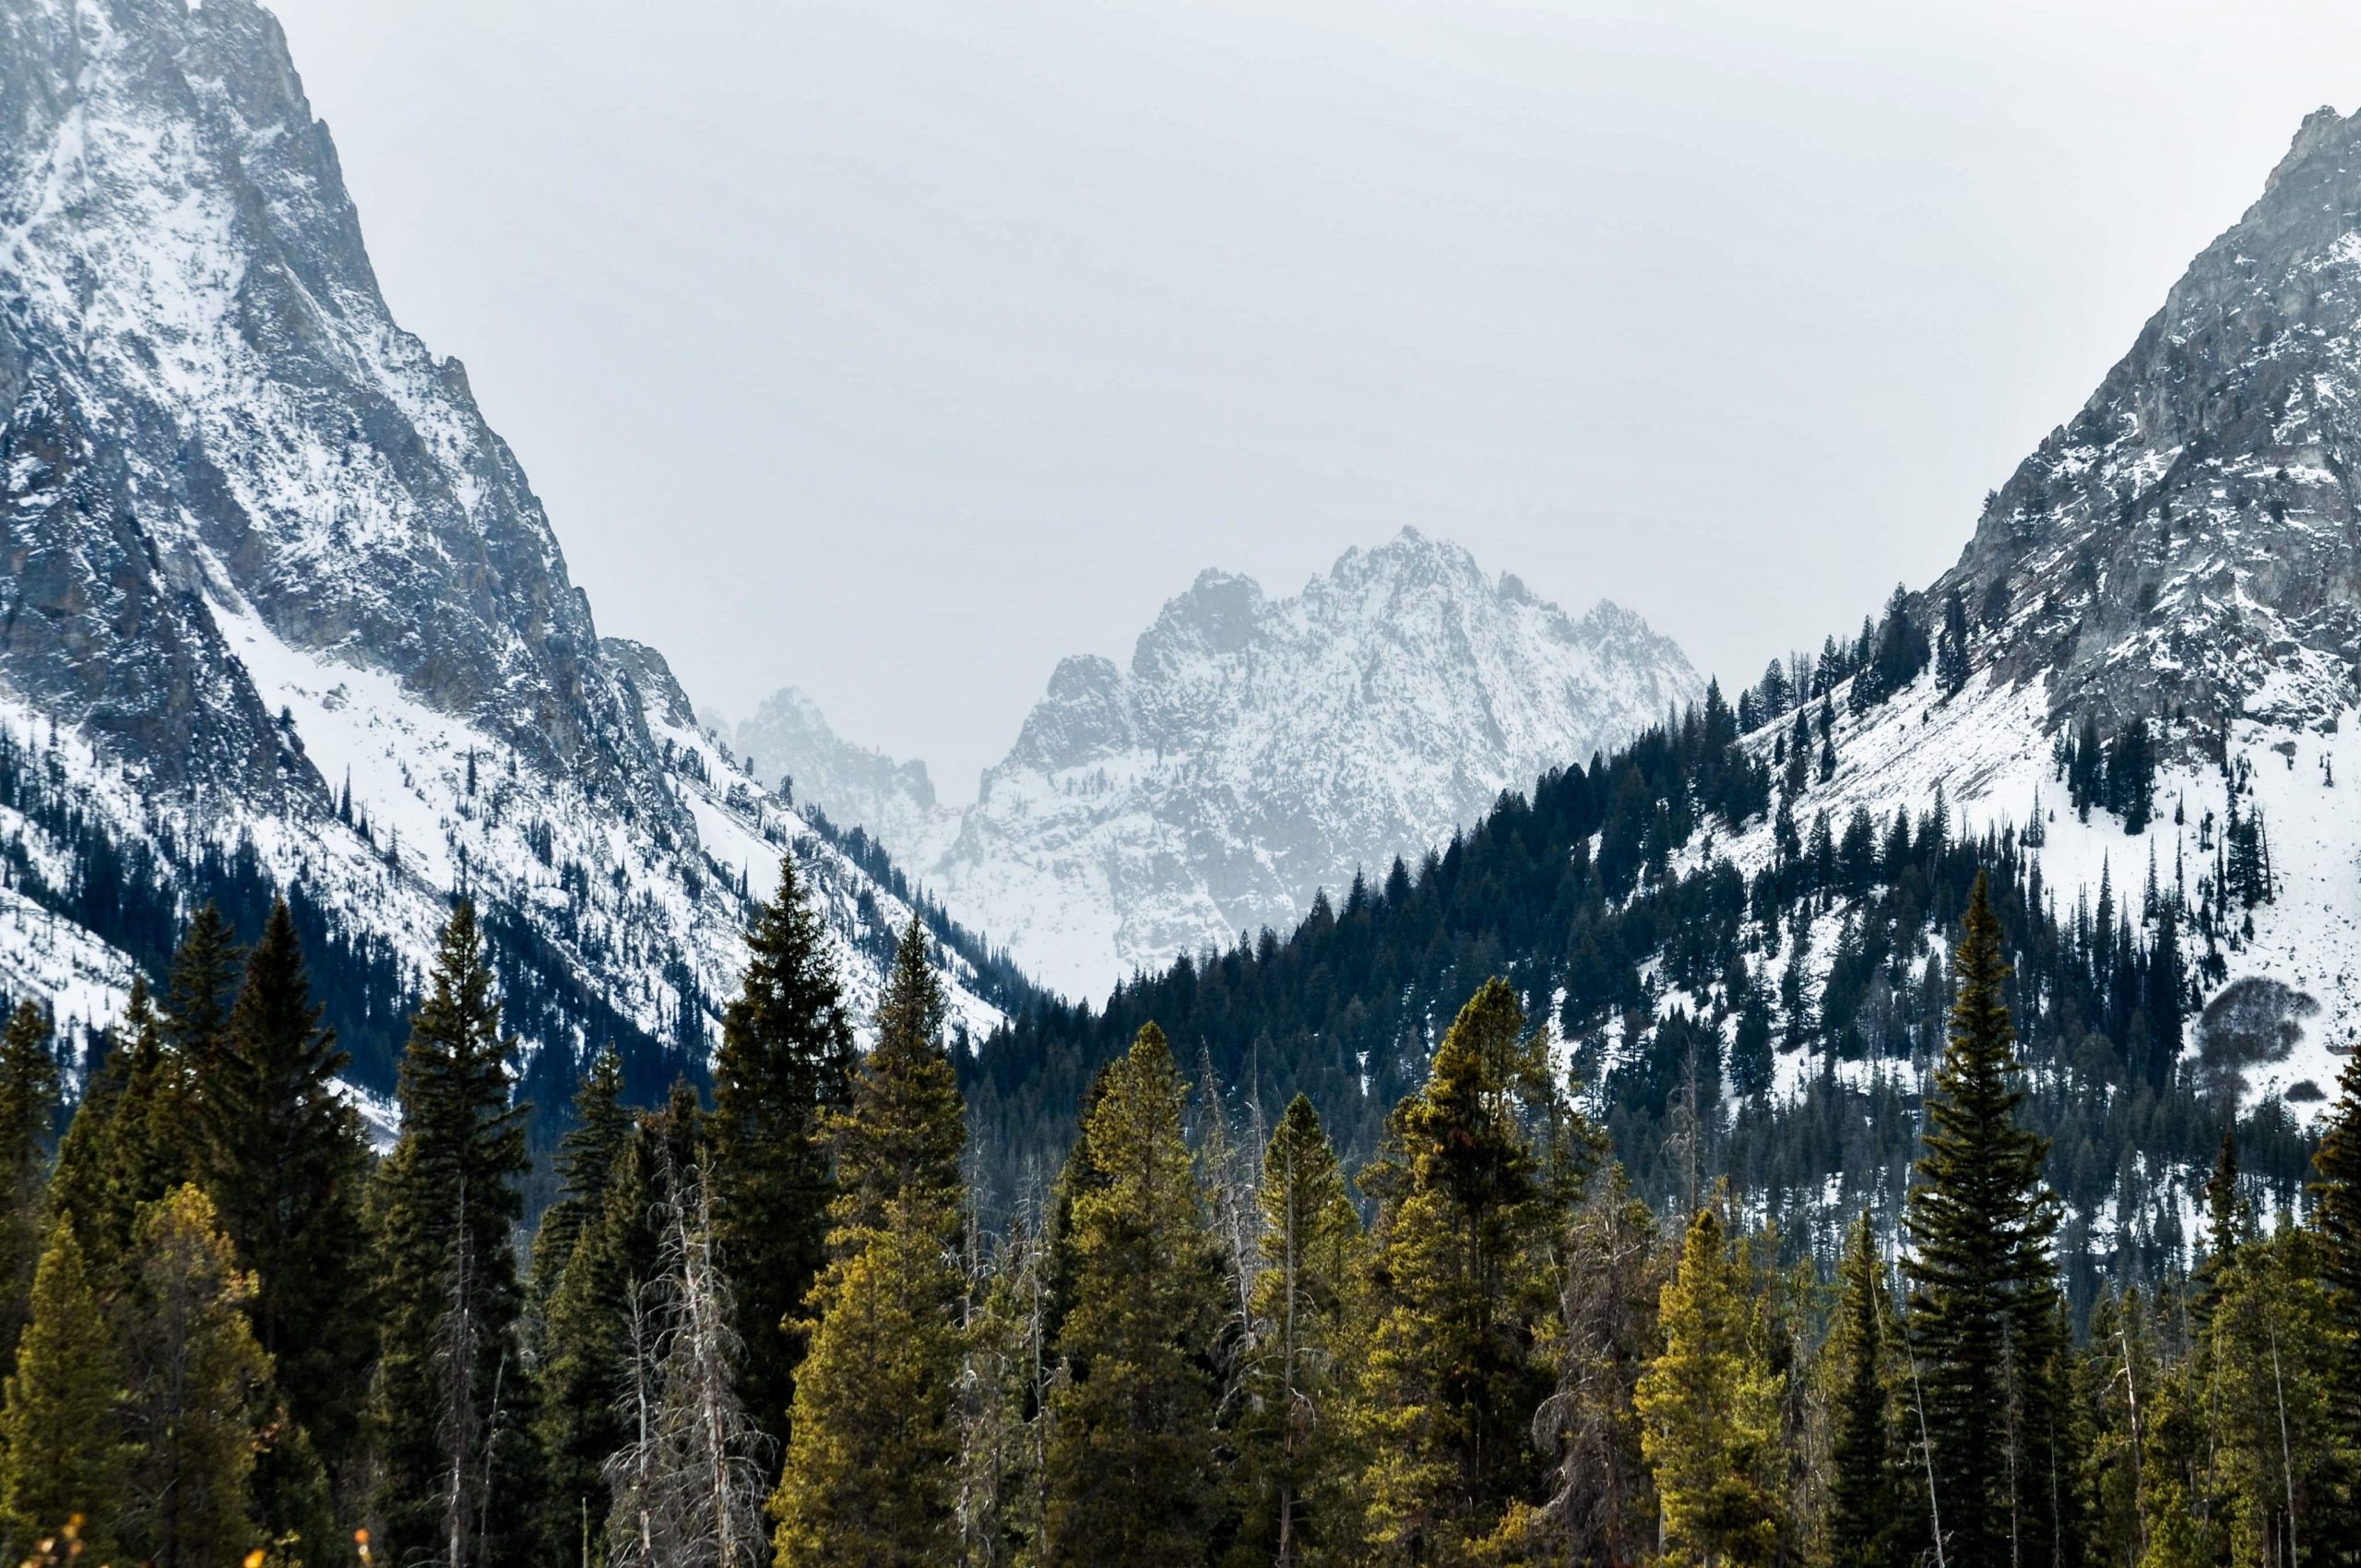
[268, 0, 2361, 801]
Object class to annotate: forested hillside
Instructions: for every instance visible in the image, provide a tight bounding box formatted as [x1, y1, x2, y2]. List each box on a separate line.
[0, 857, 2352, 1568]
[963, 673, 2321, 1313]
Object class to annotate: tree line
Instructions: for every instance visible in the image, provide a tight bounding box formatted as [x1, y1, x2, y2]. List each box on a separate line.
[967, 672, 2313, 1310]
[0, 854, 2355, 1568]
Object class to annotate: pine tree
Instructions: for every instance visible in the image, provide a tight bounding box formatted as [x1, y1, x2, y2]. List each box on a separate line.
[117, 1184, 271, 1568]
[0, 1001, 61, 1360]
[44, 990, 136, 1265]
[369, 899, 541, 1568]
[1351, 979, 1598, 1566]
[828, 914, 964, 1241]
[2070, 715, 2104, 821]
[0, 1220, 127, 1563]
[1827, 1213, 1915, 1568]
[1228, 1094, 1362, 1568]
[105, 979, 201, 1253]
[163, 901, 242, 1087]
[207, 898, 376, 1480]
[1636, 1205, 1782, 1568]
[2195, 1131, 2242, 1320]
[1937, 587, 1971, 694]
[1043, 1023, 1223, 1568]
[771, 1197, 966, 1567]
[1904, 871, 2075, 1568]
[536, 1094, 677, 1564]
[2310, 1034, 2361, 1548]
[2204, 1224, 2340, 1568]
[528, 1042, 633, 1313]
[773, 916, 968, 1568]
[711, 853, 856, 1449]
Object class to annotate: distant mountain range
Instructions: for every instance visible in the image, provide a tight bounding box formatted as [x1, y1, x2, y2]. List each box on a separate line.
[723, 529, 1701, 999]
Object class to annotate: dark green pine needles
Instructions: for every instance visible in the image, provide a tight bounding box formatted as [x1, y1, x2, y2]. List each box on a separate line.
[1904, 871, 2075, 1568]
[711, 853, 856, 1451]
[368, 899, 540, 1568]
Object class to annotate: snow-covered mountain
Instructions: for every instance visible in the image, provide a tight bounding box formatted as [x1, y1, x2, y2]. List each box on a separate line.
[0, 0, 1015, 1102]
[1703, 104, 2361, 1115]
[724, 688, 965, 877]
[731, 530, 1701, 1000]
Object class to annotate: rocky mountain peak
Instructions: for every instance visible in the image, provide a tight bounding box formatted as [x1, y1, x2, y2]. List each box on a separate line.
[735, 533, 1699, 999]
[1132, 569, 1265, 678]
[1941, 102, 2361, 738]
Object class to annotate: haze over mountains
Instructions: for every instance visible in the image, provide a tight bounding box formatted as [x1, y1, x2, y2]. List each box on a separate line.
[723, 529, 1700, 999]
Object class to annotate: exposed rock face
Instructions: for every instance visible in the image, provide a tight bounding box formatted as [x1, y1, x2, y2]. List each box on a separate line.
[1940, 105, 2361, 735]
[0, 0, 1008, 1067]
[734, 529, 1700, 1000]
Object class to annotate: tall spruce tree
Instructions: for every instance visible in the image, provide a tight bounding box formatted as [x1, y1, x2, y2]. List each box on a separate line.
[1635, 1205, 1782, 1568]
[1827, 1212, 1916, 1568]
[772, 915, 968, 1568]
[108, 979, 200, 1251]
[163, 902, 241, 1087]
[117, 1184, 273, 1568]
[711, 853, 856, 1449]
[828, 914, 965, 1240]
[2196, 1131, 2243, 1322]
[1043, 1023, 1223, 1568]
[1904, 871, 2076, 1568]
[1352, 978, 1598, 1566]
[207, 898, 375, 1481]
[2310, 1036, 2361, 1556]
[44, 989, 136, 1261]
[1227, 1094, 1362, 1568]
[0, 1001, 61, 1360]
[368, 899, 541, 1568]
[0, 1219, 127, 1562]
[536, 1088, 683, 1564]
[528, 1043, 633, 1312]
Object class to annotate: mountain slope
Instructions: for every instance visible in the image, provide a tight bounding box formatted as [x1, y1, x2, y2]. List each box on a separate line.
[734, 529, 1700, 999]
[0, 0, 1018, 1106]
[964, 108, 2361, 1289]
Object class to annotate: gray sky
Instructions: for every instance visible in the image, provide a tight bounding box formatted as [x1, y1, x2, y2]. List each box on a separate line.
[269, 0, 2361, 802]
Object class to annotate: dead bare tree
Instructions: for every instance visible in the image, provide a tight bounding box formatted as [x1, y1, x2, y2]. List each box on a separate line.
[602, 1156, 770, 1568]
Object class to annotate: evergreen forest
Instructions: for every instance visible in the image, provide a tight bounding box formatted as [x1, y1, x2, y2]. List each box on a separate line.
[0, 828, 2354, 1568]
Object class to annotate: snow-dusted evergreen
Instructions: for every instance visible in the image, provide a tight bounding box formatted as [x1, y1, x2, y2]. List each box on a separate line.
[0, 0, 1007, 1081]
[731, 529, 1701, 1000]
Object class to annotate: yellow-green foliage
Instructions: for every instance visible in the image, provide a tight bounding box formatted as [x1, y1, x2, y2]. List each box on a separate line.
[119, 1183, 272, 1568]
[1636, 1207, 1782, 1568]
[0, 1219, 127, 1563]
[1042, 1023, 1222, 1568]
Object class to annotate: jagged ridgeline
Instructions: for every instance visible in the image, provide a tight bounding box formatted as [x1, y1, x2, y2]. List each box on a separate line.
[970, 105, 2361, 1301]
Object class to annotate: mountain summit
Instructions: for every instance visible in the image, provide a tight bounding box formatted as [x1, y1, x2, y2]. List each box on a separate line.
[735, 529, 1699, 998]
